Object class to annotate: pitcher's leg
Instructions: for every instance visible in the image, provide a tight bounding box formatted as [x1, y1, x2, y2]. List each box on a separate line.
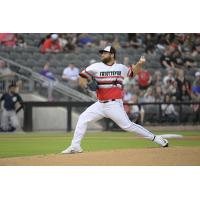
[71, 102, 105, 148]
[106, 101, 168, 147]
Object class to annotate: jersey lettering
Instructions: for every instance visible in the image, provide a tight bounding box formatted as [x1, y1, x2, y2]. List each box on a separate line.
[99, 71, 121, 76]
[81, 62, 133, 100]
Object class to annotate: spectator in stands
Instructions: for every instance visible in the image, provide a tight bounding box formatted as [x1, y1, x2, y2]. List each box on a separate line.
[144, 33, 156, 55]
[191, 44, 200, 57]
[191, 91, 200, 124]
[40, 34, 62, 53]
[0, 33, 17, 47]
[65, 34, 77, 52]
[123, 77, 138, 93]
[131, 83, 140, 96]
[99, 38, 108, 48]
[62, 63, 80, 88]
[16, 34, 27, 48]
[40, 62, 57, 101]
[163, 69, 175, 86]
[0, 60, 16, 91]
[190, 35, 200, 57]
[113, 35, 121, 49]
[152, 70, 163, 86]
[59, 34, 68, 49]
[156, 34, 167, 52]
[145, 44, 156, 55]
[154, 85, 164, 102]
[123, 87, 132, 102]
[123, 56, 130, 66]
[192, 71, 200, 95]
[180, 84, 191, 101]
[161, 94, 178, 123]
[38, 33, 51, 47]
[127, 33, 143, 49]
[129, 94, 145, 125]
[175, 68, 191, 101]
[138, 69, 152, 90]
[143, 87, 155, 103]
[140, 87, 155, 122]
[160, 47, 175, 69]
[78, 33, 94, 48]
[179, 83, 193, 123]
[172, 50, 184, 68]
[182, 50, 197, 69]
[163, 77, 178, 101]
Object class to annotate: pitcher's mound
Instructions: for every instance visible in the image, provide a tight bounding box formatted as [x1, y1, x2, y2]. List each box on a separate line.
[0, 147, 200, 166]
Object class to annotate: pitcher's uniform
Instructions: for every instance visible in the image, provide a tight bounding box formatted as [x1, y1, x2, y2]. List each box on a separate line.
[70, 62, 167, 149]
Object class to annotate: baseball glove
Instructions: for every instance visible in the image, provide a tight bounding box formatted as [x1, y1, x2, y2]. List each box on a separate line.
[87, 78, 98, 91]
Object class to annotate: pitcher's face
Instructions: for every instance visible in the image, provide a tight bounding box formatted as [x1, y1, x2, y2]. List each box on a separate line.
[100, 52, 113, 64]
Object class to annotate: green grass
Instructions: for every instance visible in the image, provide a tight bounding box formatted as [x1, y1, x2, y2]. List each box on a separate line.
[0, 131, 200, 158]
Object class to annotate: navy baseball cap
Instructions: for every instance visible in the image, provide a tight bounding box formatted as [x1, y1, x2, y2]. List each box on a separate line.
[99, 46, 116, 55]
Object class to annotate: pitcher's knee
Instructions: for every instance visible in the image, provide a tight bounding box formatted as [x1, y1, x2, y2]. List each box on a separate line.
[119, 122, 134, 131]
[78, 112, 90, 124]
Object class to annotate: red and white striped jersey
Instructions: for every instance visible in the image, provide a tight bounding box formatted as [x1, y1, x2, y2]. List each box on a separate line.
[79, 62, 133, 101]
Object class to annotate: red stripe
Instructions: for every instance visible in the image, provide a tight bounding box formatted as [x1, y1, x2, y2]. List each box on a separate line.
[127, 66, 134, 77]
[95, 75, 124, 79]
[85, 70, 93, 77]
[97, 88, 123, 100]
[79, 73, 89, 79]
[97, 80, 123, 84]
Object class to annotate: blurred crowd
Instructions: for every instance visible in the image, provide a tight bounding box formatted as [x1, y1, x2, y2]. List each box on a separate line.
[1, 33, 199, 54]
[0, 33, 200, 124]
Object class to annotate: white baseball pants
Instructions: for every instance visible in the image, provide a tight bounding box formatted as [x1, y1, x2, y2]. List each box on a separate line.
[71, 99, 156, 148]
[1, 109, 19, 131]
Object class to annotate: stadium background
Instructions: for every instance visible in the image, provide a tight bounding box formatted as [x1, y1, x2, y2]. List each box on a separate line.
[0, 33, 200, 165]
[0, 33, 200, 131]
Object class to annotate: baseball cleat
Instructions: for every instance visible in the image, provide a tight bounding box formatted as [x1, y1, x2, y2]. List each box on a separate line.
[162, 139, 169, 148]
[153, 136, 169, 147]
[61, 146, 83, 154]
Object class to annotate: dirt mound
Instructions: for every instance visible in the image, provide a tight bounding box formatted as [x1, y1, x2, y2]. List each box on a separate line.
[0, 147, 200, 166]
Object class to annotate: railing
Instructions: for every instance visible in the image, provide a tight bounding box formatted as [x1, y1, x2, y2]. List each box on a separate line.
[23, 101, 200, 132]
[0, 56, 95, 101]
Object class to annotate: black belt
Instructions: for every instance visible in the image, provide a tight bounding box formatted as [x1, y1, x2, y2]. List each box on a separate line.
[101, 99, 116, 103]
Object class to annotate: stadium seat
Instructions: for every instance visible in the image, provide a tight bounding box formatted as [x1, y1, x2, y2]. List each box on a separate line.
[9, 52, 21, 60]
[77, 54, 89, 60]
[21, 52, 32, 60]
[65, 53, 77, 60]
[25, 59, 38, 68]
[38, 59, 47, 67]
[54, 53, 65, 61]
[50, 60, 60, 68]
[32, 52, 43, 60]
[0, 52, 10, 59]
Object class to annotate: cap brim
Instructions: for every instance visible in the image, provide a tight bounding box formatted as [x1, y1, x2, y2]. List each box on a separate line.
[99, 50, 105, 53]
[99, 50, 112, 54]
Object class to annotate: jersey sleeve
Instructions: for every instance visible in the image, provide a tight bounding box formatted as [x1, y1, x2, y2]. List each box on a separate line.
[122, 65, 134, 78]
[17, 94, 24, 105]
[79, 64, 96, 79]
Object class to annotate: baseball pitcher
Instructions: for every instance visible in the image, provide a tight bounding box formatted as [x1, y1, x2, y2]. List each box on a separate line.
[62, 46, 168, 154]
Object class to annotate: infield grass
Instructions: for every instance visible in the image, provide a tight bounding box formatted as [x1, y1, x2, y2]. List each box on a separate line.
[0, 131, 200, 158]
